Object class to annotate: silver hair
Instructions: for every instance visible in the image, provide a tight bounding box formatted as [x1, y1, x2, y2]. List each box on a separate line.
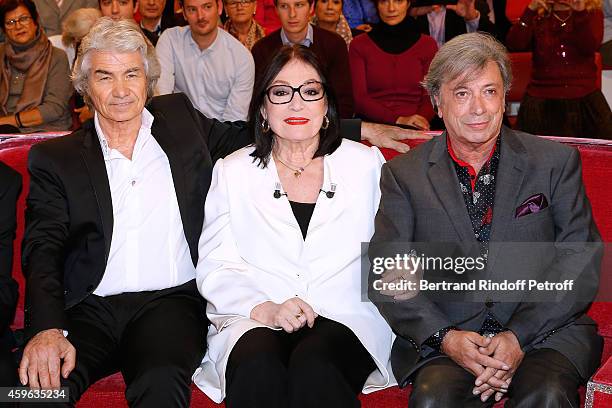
[71, 17, 160, 108]
[422, 32, 512, 109]
[61, 8, 101, 48]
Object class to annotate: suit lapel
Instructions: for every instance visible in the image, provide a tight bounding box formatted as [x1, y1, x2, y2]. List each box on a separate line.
[427, 133, 477, 243]
[486, 127, 527, 272]
[150, 113, 192, 242]
[80, 123, 114, 263]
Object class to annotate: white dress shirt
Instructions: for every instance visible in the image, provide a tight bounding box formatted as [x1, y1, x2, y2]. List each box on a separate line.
[155, 27, 255, 122]
[93, 108, 195, 296]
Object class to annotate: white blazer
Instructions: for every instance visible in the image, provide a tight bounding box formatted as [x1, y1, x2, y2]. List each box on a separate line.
[192, 140, 396, 403]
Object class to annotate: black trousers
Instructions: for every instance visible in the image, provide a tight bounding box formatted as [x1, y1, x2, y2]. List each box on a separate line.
[22, 279, 208, 408]
[409, 348, 583, 408]
[225, 317, 376, 408]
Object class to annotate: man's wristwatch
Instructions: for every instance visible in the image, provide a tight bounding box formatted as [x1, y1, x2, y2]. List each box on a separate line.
[424, 326, 457, 352]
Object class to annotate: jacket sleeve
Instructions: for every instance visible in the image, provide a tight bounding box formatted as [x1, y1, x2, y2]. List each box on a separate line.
[505, 148, 603, 349]
[196, 159, 271, 328]
[22, 145, 70, 338]
[368, 162, 453, 347]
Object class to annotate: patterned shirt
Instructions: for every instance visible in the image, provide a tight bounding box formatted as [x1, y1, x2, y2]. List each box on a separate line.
[448, 135, 505, 336]
[224, 19, 266, 51]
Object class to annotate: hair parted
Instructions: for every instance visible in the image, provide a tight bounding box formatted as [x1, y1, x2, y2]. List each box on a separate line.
[422, 32, 512, 110]
[248, 44, 341, 167]
[61, 8, 101, 48]
[71, 17, 160, 108]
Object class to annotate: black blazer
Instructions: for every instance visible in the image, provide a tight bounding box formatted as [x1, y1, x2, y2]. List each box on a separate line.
[414, 0, 495, 43]
[0, 161, 20, 334]
[22, 93, 362, 339]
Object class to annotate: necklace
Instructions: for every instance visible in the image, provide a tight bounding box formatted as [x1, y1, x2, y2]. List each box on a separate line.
[552, 9, 572, 27]
[274, 155, 313, 178]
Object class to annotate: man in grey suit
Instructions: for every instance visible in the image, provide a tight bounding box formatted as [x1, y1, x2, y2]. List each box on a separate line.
[33, 0, 98, 36]
[369, 32, 603, 407]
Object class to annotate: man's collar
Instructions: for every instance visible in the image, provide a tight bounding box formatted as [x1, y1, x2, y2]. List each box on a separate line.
[188, 26, 220, 52]
[140, 17, 162, 34]
[280, 23, 313, 47]
[94, 108, 155, 159]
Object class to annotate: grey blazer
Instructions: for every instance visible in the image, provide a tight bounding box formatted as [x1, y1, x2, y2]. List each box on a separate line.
[34, 0, 99, 37]
[369, 126, 603, 386]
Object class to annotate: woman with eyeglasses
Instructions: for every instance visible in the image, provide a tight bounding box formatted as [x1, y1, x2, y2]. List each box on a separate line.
[507, 0, 612, 139]
[193, 45, 395, 407]
[0, 0, 72, 133]
[223, 0, 266, 50]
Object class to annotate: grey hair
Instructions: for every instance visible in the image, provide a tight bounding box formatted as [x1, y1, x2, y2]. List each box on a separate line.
[71, 17, 161, 108]
[422, 32, 512, 109]
[61, 8, 101, 48]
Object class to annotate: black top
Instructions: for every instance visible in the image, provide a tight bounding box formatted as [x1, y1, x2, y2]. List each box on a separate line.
[368, 16, 421, 54]
[289, 201, 316, 240]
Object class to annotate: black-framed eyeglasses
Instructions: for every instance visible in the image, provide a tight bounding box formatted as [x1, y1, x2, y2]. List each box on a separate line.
[266, 81, 326, 105]
[5, 15, 32, 28]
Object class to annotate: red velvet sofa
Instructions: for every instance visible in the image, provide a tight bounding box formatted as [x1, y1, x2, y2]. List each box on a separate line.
[1, 133, 611, 407]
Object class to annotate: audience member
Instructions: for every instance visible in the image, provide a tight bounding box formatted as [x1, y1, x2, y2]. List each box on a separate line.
[139, 0, 185, 45]
[193, 45, 394, 407]
[251, 0, 355, 118]
[349, 0, 436, 128]
[311, 0, 352, 47]
[33, 0, 98, 36]
[99, 0, 138, 20]
[49, 8, 101, 67]
[507, 0, 612, 139]
[156, 0, 255, 121]
[369, 32, 602, 406]
[254, 0, 281, 32]
[0, 0, 72, 133]
[410, 0, 494, 47]
[49, 8, 101, 126]
[223, 0, 266, 50]
[0, 161, 20, 387]
[343, 0, 378, 30]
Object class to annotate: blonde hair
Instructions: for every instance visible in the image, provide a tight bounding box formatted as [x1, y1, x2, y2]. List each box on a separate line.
[61, 8, 101, 48]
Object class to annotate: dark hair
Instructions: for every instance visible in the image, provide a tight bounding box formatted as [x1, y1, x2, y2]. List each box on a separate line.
[249, 45, 341, 168]
[98, 0, 138, 7]
[0, 0, 39, 31]
[273, 0, 314, 7]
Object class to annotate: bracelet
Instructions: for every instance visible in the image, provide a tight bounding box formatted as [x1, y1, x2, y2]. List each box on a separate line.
[15, 112, 23, 128]
[424, 326, 458, 352]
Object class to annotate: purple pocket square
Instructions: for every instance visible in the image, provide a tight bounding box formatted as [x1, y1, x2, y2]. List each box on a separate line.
[515, 194, 549, 218]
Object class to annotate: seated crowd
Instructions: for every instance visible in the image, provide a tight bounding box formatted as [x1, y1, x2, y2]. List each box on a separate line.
[0, 1, 609, 408]
[0, 0, 609, 136]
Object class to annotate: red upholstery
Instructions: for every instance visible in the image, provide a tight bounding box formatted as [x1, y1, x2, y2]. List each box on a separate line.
[506, 1, 530, 23]
[1, 134, 611, 407]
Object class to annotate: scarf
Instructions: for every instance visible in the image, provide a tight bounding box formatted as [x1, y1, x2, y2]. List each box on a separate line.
[0, 29, 53, 115]
[368, 15, 420, 54]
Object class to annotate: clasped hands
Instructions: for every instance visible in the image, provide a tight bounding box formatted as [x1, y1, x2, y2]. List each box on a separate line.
[410, 0, 479, 21]
[441, 330, 525, 403]
[251, 298, 318, 333]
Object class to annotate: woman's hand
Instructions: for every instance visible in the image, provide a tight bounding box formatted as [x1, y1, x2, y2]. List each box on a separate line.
[250, 298, 317, 333]
[356, 23, 372, 32]
[396, 114, 430, 130]
[448, 0, 479, 21]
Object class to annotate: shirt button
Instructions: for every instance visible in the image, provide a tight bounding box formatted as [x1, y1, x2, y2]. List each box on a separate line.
[131, 180, 136, 186]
